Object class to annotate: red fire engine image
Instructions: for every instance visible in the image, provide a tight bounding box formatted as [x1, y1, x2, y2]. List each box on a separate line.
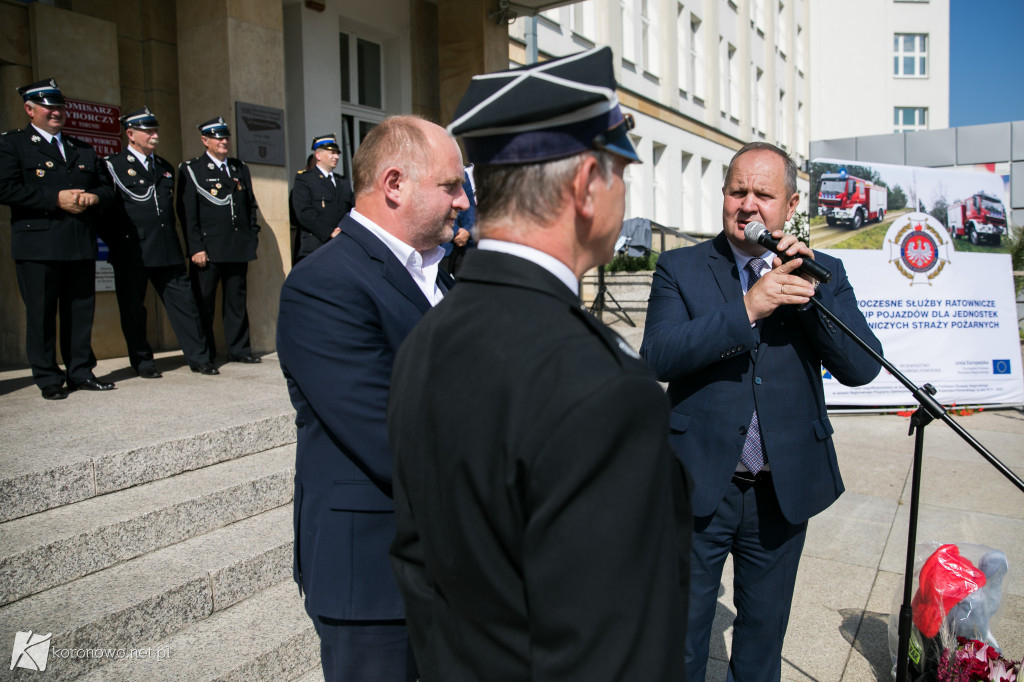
[946, 191, 1006, 246]
[817, 171, 888, 229]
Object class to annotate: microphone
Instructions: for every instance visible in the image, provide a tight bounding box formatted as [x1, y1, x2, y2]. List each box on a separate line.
[743, 222, 832, 284]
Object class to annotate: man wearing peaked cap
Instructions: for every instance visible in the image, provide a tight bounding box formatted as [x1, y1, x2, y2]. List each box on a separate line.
[0, 77, 116, 399]
[290, 134, 353, 263]
[102, 106, 218, 379]
[387, 46, 692, 681]
[176, 116, 261, 364]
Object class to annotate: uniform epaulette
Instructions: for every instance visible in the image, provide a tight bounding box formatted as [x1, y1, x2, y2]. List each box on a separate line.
[297, 169, 307, 174]
[2, 129, 17, 136]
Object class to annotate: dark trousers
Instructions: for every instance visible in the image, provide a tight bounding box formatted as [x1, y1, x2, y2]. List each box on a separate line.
[189, 260, 252, 359]
[14, 259, 98, 389]
[112, 261, 211, 370]
[686, 474, 807, 682]
[310, 613, 417, 682]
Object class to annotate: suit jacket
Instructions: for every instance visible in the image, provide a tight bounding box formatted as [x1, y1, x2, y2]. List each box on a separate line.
[441, 172, 476, 257]
[0, 125, 113, 261]
[277, 214, 454, 621]
[640, 232, 882, 525]
[177, 155, 259, 262]
[102, 150, 184, 268]
[389, 249, 691, 682]
[290, 167, 353, 260]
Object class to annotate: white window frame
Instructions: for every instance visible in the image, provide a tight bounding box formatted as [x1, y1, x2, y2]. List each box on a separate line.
[894, 106, 928, 133]
[690, 14, 704, 101]
[641, 0, 659, 75]
[894, 33, 928, 78]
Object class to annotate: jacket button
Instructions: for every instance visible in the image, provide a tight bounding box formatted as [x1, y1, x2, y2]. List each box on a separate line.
[755, 376, 763, 385]
[739, 426, 748, 435]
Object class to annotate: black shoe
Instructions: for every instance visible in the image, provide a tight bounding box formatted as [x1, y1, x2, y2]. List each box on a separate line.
[138, 367, 163, 379]
[228, 354, 261, 364]
[68, 378, 115, 391]
[189, 362, 220, 375]
[41, 384, 69, 400]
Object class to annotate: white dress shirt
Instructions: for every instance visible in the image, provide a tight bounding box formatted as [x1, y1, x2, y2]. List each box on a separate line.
[349, 209, 446, 306]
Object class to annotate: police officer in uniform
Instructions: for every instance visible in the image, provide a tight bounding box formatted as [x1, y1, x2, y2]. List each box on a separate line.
[290, 133, 353, 263]
[103, 106, 218, 378]
[177, 117, 261, 363]
[0, 78, 115, 399]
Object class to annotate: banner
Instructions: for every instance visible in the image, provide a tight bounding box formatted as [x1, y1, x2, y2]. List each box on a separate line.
[821, 212, 1022, 407]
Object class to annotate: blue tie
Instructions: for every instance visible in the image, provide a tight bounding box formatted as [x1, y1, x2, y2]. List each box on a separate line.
[741, 258, 767, 474]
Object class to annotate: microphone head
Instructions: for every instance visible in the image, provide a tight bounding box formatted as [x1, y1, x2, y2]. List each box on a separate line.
[743, 221, 768, 244]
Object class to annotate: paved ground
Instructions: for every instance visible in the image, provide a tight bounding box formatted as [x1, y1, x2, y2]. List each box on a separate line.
[2, 338, 1022, 680]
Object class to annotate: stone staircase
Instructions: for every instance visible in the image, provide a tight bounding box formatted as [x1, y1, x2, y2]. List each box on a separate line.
[0, 354, 323, 681]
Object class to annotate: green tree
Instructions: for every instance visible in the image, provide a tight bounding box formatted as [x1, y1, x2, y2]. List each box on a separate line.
[889, 184, 908, 211]
[930, 197, 949, 228]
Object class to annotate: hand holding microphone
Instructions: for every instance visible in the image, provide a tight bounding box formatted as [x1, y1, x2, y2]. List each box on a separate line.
[743, 222, 832, 284]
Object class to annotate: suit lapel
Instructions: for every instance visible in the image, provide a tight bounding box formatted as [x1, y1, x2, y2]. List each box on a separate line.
[343, 217, 432, 315]
[63, 137, 79, 168]
[709, 232, 742, 304]
[31, 127, 64, 165]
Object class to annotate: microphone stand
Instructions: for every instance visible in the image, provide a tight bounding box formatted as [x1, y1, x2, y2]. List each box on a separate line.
[802, 295, 1024, 682]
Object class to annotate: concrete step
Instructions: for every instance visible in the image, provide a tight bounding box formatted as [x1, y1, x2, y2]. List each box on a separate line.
[0, 505, 297, 681]
[0, 446, 294, 607]
[76, 581, 318, 682]
[0, 412, 296, 524]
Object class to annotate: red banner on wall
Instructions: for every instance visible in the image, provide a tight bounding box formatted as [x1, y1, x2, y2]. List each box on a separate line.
[63, 97, 121, 155]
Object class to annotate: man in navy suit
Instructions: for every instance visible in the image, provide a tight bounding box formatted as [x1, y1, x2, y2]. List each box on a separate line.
[277, 115, 468, 681]
[640, 141, 882, 681]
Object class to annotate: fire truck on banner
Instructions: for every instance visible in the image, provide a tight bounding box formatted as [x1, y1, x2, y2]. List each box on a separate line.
[817, 169, 888, 229]
[946, 191, 1007, 246]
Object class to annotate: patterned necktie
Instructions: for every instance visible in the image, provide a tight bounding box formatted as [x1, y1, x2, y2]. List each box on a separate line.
[741, 258, 767, 474]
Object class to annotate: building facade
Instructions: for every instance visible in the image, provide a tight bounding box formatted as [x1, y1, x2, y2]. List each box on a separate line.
[809, 0, 950, 141]
[512, 0, 812, 236]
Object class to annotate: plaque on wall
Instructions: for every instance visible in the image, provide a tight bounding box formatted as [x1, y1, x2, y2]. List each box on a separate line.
[235, 102, 285, 166]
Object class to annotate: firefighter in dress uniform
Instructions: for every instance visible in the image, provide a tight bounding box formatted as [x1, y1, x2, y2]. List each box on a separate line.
[102, 106, 218, 378]
[290, 133, 354, 263]
[0, 78, 116, 399]
[177, 116, 261, 364]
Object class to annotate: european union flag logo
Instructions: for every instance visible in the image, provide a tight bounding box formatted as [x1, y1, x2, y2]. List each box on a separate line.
[992, 359, 1011, 375]
[821, 368, 833, 380]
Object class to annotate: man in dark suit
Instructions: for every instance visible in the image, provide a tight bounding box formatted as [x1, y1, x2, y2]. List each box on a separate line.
[290, 133, 353, 263]
[0, 78, 115, 399]
[103, 106, 217, 378]
[640, 141, 883, 681]
[177, 116, 260, 364]
[388, 47, 692, 682]
[277, 115, 467, 682]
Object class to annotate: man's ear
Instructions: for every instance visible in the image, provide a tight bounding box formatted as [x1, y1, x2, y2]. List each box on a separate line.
[785, 192, 800, 221]
[573, 155, 600, 220]
[381, 167, 403, 205]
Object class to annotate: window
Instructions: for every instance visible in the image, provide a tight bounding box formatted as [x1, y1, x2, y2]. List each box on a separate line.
[540, 7, 560, 23]
[570, 0, 596, 40]
[776, 2, 786, 57]
[894, 34, 928, 77]
[796, 100, 805, 156]
[652, 142, 667, 223]
[795, 25, 804, 73]
[340, 31, 386, 180]
[894, 107, 928, 132]
[622, 0, 637, 65]
[750, 0, 764, 32]
[677, 4, 688, 94]
[690, 15, 704, 100]
[752, 66, 765, 135]
[641, 0, 659, 75]
[721, 42, 738, 119]
[777, 89, 787, 149]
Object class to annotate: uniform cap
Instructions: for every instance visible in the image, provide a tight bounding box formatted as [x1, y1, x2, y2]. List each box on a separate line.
[448, 46, 639, 166]
[121, 106, 159, 130]
[311, 134, 340, 152]
[18, 78, 65, 107]
[198, 116, 230, 138]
